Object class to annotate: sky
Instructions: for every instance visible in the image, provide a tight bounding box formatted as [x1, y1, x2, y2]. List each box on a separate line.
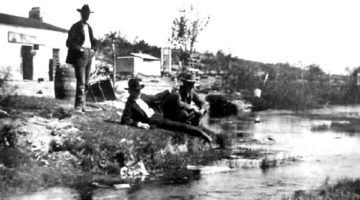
[1, 0, 360, 74]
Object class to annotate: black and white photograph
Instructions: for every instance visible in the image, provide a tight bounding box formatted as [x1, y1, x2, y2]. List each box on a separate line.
[1, 0, 360, 199]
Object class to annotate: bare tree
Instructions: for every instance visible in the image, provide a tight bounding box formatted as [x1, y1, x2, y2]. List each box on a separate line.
[169, 5, 210, 64]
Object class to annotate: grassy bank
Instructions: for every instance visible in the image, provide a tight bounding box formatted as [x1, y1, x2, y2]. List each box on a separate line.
[0, 94, 230, 198]
[311, 121, 360, 134]
[295, 112, 360, 135]
[284, 178, 360, 200]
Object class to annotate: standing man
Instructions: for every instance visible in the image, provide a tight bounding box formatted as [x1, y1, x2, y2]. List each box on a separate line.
[66, 4, 97, 111]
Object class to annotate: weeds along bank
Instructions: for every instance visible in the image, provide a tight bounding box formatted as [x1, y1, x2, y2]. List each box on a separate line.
[217, 60, 360, 110]
[283, 178, 360, 200]
[0, 95, 223, 198]
[219, 79, 350, 111]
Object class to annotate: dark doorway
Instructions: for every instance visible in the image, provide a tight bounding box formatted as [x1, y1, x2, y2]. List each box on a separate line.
[21, 45, 33, 80]
[49, 48, 60, 81]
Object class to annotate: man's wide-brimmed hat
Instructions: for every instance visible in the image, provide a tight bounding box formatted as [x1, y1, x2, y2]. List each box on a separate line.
[77, 4, 94, 14]
[180, 73, 196, 83]
[125, 78, 145, 90]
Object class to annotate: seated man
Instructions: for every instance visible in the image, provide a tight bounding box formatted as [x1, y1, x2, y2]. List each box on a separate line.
[163, 73, 206, 126]
[120, 78, 212, 143]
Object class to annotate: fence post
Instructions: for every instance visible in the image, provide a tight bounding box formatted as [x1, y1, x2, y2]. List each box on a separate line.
[112, 43, 116, 86]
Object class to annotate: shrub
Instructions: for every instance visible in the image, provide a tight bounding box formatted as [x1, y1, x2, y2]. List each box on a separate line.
[284, 178, 360, 200]
[205, 94, 238, 117]
[0, 66, 17, 96]
[262, 81, 320, 110]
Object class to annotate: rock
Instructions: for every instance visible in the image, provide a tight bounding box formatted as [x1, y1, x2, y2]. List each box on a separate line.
[91, 175, 127, 186]
[267, 137, 275, 142]
[52, 107, 73, 119]
[150, 79, 159, 83]
[247, 96, 269, 111]
[205, 94, 238, 117]
[156, 169, 201, 184]
[0, 125, 17, 147]
[81, 155, 95, 171]
[0, 110, 9, 118]
[0, 147, 28, 167]
[114, 184, 131, 189]
[91, 182, 109, 188]
[231, 99, 249, 111]
[215, 134, 230, 149]
[50, 130, 58, 136]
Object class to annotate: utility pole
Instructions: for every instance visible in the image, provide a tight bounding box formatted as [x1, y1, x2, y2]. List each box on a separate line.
[112, 43, 116, 86]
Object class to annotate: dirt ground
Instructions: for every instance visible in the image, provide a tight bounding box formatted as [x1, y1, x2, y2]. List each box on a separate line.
[5, 74, 174, 98]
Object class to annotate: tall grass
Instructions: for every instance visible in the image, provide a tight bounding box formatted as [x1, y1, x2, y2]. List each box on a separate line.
[262, 81, 322, 110]
[284, 178, 360, 200]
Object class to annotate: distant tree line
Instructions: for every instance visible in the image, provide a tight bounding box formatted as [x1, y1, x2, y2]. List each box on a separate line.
[198, 51, 360, 109]
[97, 31, 360, 110]
[97, 31, 161, 64]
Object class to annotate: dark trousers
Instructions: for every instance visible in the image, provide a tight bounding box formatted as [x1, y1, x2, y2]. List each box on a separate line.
[149, 114, 211, 143]
[178, 109, 202, 126]
[162, 94, 203, 126]
[74, 48, 93, 108]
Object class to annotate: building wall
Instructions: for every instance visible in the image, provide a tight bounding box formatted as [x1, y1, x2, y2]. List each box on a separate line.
[133, 57, 143, 76]
[0, 24, 68, 81]
[135, 59, 161, 76]
[116, 57, 134, 74]
[116, 56, 161, 77]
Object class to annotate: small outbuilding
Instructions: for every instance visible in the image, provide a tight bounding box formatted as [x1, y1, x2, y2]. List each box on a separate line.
[116, 53, 161, 77]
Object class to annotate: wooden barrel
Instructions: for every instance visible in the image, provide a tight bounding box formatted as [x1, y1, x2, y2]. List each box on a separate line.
[54, 67, 76, 100]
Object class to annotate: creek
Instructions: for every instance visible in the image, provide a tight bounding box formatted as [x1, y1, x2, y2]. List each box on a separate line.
[8, 105, 360, 200]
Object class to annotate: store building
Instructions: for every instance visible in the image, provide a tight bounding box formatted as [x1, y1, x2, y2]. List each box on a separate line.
[0, 7, 68, 81]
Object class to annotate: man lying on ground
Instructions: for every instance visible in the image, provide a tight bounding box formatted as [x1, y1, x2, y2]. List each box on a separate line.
[120, 78, 213, 143]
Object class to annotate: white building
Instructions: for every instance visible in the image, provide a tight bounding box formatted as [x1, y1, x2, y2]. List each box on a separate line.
[116, 53, 161, 77]
[0, 7, 68, 81]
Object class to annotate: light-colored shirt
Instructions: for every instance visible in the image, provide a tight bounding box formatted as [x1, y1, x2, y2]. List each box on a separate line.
[82, 24, 92, 48]
[135, 98, 155, 118]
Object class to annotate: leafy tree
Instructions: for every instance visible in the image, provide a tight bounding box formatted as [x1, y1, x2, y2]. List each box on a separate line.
[97, 31, 133, 64]
[201, 51, 217, 73]
[97, 31, 160, 65]
[305, 64, 326, 82]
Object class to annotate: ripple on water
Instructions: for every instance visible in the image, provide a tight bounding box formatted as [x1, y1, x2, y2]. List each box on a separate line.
[92, 188, 128, 200]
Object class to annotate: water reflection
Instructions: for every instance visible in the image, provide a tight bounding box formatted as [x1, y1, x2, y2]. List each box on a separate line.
[127, 108, 360, 199]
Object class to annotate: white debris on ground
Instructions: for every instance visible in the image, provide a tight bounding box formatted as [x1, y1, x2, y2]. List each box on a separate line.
[120, 160, 149, 179]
